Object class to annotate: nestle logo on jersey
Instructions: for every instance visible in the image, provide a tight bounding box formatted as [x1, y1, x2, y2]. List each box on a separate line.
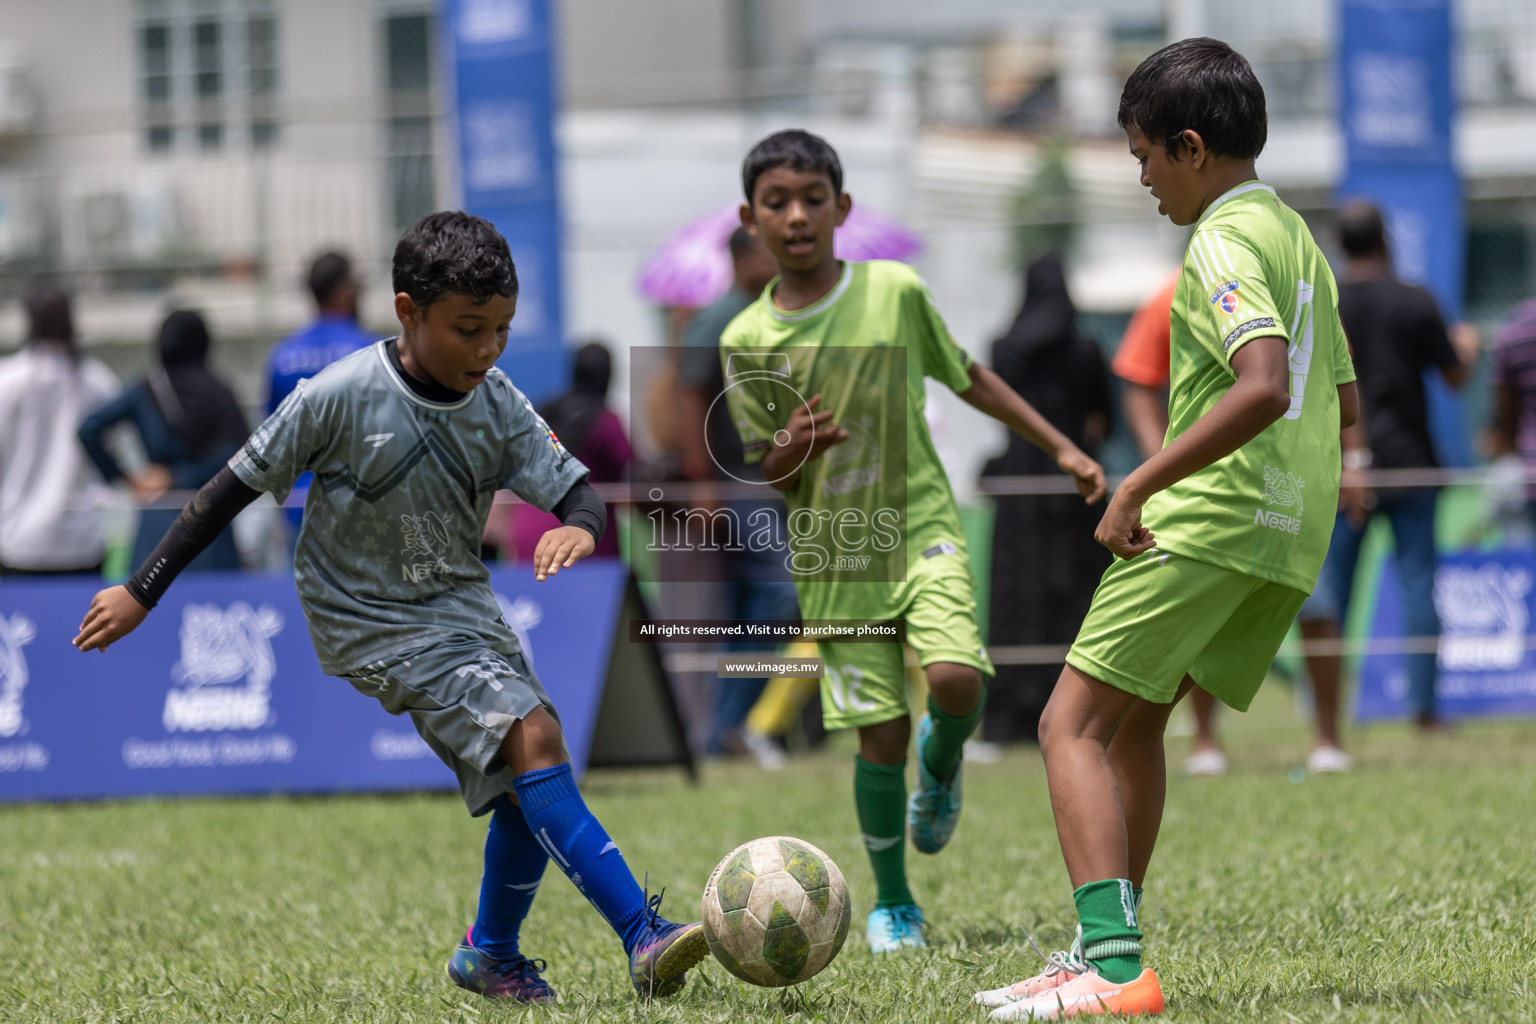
[1253, 508, 1301, 535]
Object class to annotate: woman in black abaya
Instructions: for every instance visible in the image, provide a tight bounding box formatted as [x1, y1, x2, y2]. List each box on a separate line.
[980, 254, 1113, 742]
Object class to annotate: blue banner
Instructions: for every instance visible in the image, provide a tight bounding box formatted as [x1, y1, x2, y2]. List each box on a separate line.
[443, 0, 568, 404]
[1357, 549, 1536, 721]
[1337, 0, 1468, 465]
[0, 561, 629, 802]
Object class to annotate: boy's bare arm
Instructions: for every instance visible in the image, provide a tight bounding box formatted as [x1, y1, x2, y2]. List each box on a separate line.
[1338, 381, 1360, 430]
[959, 362, 1107, 502]
[1097, 335, 1291, 558]
[1121, 382, 1169, 461]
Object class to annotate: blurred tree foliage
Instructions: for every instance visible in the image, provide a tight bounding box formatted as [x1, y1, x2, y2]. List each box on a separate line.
[1010, 134, 1078, 270]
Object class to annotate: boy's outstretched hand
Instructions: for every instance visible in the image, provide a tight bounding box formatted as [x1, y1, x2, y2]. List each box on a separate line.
[1095, 490, 1157, 560]
[1057, 448, 1107, 504]
[761, 394, 849, 489]
[74, 586, 149, 653]
[533, 525, 595, 582]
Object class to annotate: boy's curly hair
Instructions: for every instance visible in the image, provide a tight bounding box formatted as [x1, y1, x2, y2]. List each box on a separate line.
[392, 211, 518, 310]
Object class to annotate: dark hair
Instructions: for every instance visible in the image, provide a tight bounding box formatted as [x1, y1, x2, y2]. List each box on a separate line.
[392, 211, 518, 311]
[1117, 38, 1267, 160]
[1337, 201, 1387, 259]
[157, 309, 211, 369]
[741, 129, 843, 202]
[25, 283, 74, 349]
[728, 226, 759, 260]
[307, 251, 353, 306]
[572, 340, 612, 398]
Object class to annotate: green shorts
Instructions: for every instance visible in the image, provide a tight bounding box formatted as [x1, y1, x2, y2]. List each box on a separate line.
[1066, 548, 1306, 711]
[818, 556, 995, 731]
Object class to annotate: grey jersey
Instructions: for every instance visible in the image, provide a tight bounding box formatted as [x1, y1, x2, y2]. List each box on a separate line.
[230, 341, 588, 674]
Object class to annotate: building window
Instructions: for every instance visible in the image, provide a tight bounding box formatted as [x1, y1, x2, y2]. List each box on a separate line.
[384, 12, 437, 233]
[135, 1, 280, 153]
[247, 11, 279, 147]
[140, 20, 174, 150]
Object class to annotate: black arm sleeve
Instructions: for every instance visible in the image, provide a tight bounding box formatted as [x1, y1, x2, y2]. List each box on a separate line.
[548, 478, 606, 544]
[124, 466, 263, 610]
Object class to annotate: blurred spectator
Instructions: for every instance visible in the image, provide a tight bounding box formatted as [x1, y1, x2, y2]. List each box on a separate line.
[507, 341, 632, 561]
[979, 253, 1112, 743]
[267, 251, 374, 414]
[265, 251, 376, 549]
[1490, 296, 1536, 520]
[1111, 270, 1180, 461]
[1327, 201, 1477, 732]
[1114, 271, 1352, 773]
[0, 285, 119, 577]
[675, 227, 800, 759]
[78, 310, 249, 573]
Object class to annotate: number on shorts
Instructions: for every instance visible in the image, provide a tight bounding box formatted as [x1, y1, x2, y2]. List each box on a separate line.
[825, 662, 877, 714]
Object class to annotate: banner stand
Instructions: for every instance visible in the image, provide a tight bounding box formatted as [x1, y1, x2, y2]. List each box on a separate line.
[586, 575, 696, 781]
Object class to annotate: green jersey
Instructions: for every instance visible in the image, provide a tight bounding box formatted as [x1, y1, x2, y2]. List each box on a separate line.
[1146, 181, 1356, 592]
[720, 260, 974, 620]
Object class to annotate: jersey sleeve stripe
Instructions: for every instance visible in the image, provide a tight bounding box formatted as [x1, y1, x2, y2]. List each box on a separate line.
[1188, 235, 1216, 289]
[1211, 230, 1238, 275]
[1194, 234, 1218, 283]
[1204, 231, 1228, 277]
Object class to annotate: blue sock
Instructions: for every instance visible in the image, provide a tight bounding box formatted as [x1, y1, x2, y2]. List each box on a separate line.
[469, 794, 549, 961]
[513, 763, 663, 955]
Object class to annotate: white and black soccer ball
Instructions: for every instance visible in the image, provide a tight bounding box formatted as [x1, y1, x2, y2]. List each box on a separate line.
[701, 835, 851, 987]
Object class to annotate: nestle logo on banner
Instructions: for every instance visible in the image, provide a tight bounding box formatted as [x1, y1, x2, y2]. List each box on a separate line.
[458, 0, 530, 43]
[0, 612, 37, 739]
[495, 592, 541, 667]
[163, 603, 283, 732]
[1349, 52, 1433, 148]
[1435, 564, 1533, 671]
[466, 101, 539, 193]
[370, 730, 433, 761]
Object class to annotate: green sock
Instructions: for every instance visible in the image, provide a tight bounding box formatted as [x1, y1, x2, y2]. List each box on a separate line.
[1134, 887, 1143, 915]
[854, 756, 912, 907]
[1074, 879, 1143, 983]
[921, 692, 985, 782]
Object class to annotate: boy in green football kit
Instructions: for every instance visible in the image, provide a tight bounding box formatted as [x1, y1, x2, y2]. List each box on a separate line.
[974, 40, 1360, 1020]
[721, 130, 1106, 954]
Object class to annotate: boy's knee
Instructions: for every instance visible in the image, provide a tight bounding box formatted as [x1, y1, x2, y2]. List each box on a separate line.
[925, 662, 984, 713]
[500, 706, 566, 772]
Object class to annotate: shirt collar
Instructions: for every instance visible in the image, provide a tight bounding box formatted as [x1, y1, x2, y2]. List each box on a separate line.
[766, 261, 854, 323]
[1196, 180, 1276, 227]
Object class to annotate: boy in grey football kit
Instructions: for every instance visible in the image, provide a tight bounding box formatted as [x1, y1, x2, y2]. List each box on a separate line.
[75, 212, 710, 1004]
[236, 340, 585, 812]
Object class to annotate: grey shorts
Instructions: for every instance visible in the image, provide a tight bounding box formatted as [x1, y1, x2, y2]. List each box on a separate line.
[343, 633, 561, 816]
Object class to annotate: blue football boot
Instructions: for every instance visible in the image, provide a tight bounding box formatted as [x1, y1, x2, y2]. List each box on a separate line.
[866, 903, 928, 953]
[907, 713, 963, 854]
[447, 928, 557, 1003]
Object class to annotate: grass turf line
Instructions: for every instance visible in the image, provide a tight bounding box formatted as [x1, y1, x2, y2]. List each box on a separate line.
[2, 691, 1533, 1023]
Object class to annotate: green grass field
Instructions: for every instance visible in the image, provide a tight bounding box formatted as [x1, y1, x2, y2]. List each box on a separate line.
[4, 686, 1534, 1023]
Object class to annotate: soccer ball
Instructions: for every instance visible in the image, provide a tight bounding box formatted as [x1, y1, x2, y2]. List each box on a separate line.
[701, 835, 851, 987]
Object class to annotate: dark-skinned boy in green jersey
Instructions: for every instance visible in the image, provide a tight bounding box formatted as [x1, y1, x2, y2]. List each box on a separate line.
[721, 130, 1106, 954]
[974, 40, 1360, 1019]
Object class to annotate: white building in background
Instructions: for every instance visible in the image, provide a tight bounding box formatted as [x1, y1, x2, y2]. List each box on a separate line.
[1, 0, 1534, 487]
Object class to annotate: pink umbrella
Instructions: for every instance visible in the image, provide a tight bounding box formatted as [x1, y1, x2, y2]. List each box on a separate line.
[636, 203, 924, 308]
